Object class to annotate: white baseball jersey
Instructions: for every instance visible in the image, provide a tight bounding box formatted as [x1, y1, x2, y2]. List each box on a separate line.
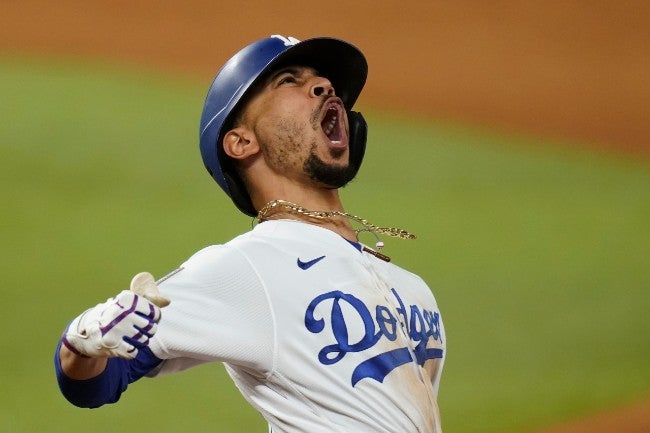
[148, 220, 446, 433]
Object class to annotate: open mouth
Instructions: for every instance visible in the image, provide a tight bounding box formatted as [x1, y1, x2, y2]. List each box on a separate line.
[320, 100, 345, 144]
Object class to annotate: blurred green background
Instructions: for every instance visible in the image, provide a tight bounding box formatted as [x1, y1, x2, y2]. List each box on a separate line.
[1, 56, 648, 433]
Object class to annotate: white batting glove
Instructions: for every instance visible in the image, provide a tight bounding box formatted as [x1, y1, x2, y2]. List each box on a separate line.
[62, 290, 162, 359]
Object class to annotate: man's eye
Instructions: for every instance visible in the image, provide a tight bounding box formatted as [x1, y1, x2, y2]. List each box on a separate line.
[278, 75, 297, 85]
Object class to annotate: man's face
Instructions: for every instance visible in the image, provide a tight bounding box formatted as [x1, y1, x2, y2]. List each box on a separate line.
[240, 65, 358, 188]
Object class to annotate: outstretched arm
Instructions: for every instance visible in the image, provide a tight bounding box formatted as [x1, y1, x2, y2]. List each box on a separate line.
[55, 338, 162, 408]
[54, 272, 169, 407]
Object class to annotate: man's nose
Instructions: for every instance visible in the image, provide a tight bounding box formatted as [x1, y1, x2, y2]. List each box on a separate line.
[310, 76, 335, 98]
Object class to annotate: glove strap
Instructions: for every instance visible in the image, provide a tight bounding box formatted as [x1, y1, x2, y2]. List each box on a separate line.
[61, 334, 90, 358]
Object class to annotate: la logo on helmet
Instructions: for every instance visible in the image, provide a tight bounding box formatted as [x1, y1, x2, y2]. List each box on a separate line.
[271, 34, 300, 46]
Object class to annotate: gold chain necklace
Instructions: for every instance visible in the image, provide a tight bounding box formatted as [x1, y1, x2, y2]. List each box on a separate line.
[256, 199, 416, 261]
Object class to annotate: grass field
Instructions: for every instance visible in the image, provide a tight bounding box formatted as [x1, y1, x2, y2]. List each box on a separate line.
[1, 57, 649, 433]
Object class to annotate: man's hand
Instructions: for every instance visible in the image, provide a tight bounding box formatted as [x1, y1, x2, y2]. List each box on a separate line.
[63, 288, 163, 360]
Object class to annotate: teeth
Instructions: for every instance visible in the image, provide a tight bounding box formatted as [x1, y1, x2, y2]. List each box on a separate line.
[324, 114, 337, 136]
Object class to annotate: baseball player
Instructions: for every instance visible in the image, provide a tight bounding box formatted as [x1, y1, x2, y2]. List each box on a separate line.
[55, 34, 446, 432]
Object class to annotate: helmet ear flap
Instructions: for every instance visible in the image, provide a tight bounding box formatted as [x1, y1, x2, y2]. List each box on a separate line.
[348, 111, 367, 172]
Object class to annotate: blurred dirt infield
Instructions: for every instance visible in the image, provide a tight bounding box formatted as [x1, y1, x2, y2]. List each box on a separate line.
[532, 399, 650, 433]
[2, 1, 649, 432]
[2, 1, 649, 157]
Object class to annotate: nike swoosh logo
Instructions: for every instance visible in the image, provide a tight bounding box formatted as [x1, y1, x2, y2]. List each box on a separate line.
[297, 255, 326, 270]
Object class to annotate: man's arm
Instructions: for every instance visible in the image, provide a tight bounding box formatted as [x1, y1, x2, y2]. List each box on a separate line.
[55, 335, 162, 408]
[54, 273, 169, 407]
[59, 343, 108, 380]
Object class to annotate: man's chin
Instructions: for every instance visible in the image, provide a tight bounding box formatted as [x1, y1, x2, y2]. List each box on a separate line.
[328, 146, 347, 160]
[305, 154, 358, 188]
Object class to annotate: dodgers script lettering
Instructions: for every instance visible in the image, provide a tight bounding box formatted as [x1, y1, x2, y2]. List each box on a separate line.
[305, 288, 444, 386]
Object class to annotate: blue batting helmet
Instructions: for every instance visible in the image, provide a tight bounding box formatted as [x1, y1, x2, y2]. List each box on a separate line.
[199, 34, 368, 217]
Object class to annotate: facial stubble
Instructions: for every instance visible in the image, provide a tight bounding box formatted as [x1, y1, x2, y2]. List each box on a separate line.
[261, 114, 358, 189]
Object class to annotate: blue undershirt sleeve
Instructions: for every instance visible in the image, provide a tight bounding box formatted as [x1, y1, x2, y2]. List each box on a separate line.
[54, 338, 163, 408]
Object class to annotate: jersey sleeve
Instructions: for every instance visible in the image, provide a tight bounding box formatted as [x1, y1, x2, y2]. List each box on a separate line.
[147, 244, 275, 376]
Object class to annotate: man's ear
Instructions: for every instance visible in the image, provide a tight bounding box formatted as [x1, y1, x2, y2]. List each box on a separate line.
[222, 127, 259, 160]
